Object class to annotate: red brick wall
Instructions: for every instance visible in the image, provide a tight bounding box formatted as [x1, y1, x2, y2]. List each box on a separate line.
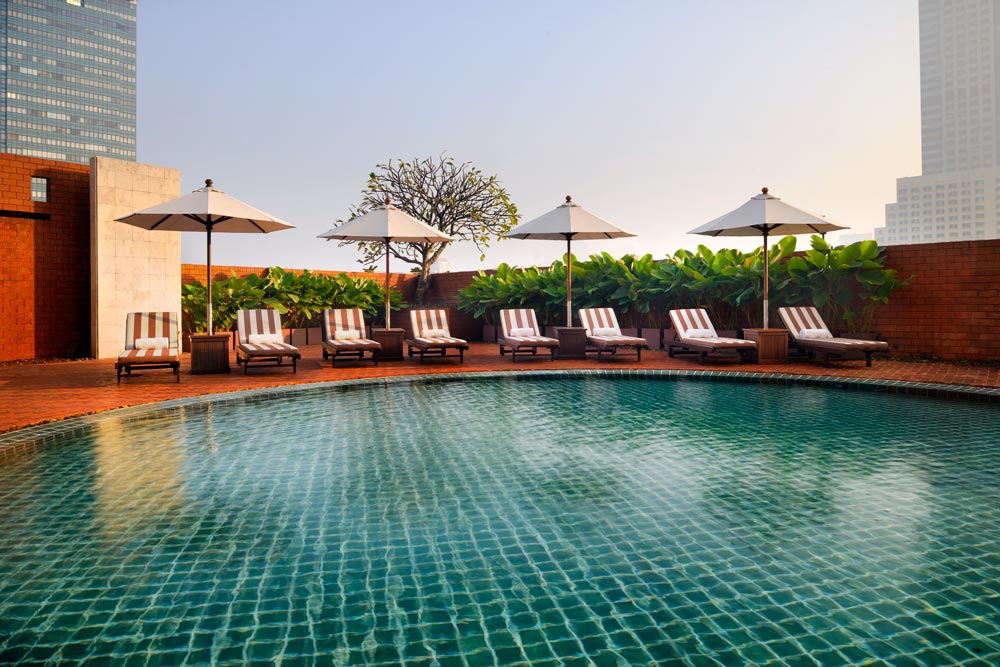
[183, 240, 1000, 361]
[875, 240, 999, 361]
[0, 154, 90, 361]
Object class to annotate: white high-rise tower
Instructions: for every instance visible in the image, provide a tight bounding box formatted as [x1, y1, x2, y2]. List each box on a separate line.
[877, 0, 1000, 244]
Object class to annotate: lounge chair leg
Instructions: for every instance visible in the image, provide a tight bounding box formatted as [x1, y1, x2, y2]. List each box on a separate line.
[865, 352, 873, 367]
[460, 349, 464, 363]
[637, 347, 642, 362]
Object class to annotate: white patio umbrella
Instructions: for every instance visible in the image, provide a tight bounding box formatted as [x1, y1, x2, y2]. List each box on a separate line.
[318, 198, 453, 328]
[505, 195, 635, 327]
[116, 179, 294, 335]
[688, 187, 848, 328]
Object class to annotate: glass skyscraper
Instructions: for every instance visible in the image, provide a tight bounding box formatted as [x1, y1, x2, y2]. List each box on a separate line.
[0, 0, 136, 164]
[878, 0, 1000, 245]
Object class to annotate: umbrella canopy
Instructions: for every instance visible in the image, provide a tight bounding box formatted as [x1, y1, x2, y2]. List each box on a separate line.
[318, 199, 453, 328]
[689, 187, 848, 328]
[116, 179, 294, 334]
[505, 196, 635, 327]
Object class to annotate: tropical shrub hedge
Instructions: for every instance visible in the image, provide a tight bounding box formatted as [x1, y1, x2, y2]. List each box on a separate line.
[457, 236, 910, 333]
[181, 267, 405, 335]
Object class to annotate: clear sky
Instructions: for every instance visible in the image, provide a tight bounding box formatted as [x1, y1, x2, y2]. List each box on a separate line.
[137, 0, 920, 274]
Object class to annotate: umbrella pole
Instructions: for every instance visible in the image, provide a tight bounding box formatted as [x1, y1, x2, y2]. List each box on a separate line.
[762, 229, 769, 329]
[384, 239, 391, 329]
[565, 236, 573, 327]
[206, 225, 213, 335]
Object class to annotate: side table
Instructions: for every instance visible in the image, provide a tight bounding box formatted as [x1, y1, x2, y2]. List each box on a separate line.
[554, 326, 587, 360]
[189, 333, 232, 374]
[743, 328, 789, 364]
[371, 328, 404, 361]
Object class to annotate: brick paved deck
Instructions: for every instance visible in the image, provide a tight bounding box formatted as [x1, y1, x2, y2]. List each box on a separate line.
[1, 343, 997, 433]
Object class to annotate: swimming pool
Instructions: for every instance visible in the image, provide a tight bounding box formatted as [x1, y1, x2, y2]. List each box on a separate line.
[0, 375, 998, 666]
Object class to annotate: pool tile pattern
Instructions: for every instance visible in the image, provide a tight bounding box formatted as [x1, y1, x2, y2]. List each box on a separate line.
[1, 378, 999, 665]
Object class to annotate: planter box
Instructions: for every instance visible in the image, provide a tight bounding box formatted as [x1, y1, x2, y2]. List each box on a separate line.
[185, 330, 235, 352]
[639, 327, 662, 349]
[619, 327, 638, 338]
[289, 327, 322, 346]
[482, 324, 498, 343]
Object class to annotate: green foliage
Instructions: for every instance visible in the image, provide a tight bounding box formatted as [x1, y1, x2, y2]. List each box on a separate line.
[457, 237, 910, 333]
[776, 236, 911, 333]
[181, 268, 405, 335]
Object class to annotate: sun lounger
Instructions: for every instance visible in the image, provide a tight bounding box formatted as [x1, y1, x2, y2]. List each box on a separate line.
[235, 309, 301, 374]
[667, 308, 756, 363]
[778, 306, 889, 367]
[498, 309, 559, 362]
[577, 307, 648, 361]
[405, 309, 468, 363]
[116, 312, 181, 384]
[321, 308, 381, 366]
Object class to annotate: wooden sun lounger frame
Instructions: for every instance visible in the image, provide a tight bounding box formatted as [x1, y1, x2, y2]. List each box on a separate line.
[498, 309, 559, 362]
[778, 306, 889, 367]
[235, 309, 301, 374]
[577, 308, 648, 362]
[320, 308, 380, 367]
[405, 309, 468, 364]
[116, 311, 181, 384]
[667, 308, 756, 364]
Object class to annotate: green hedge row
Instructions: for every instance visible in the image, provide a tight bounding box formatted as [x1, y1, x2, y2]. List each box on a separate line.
[181, 267, 405, 335]
[456, 236, 910, 333]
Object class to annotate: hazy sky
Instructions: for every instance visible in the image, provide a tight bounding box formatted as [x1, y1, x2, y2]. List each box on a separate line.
[137, 1, 920, 273]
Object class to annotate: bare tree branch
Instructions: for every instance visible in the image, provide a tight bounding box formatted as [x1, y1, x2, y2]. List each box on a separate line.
[333, 153, 519, 304]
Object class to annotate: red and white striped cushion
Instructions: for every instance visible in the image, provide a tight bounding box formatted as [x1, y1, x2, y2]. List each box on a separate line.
[669, 308, 719, 340]
[324, 308, 368, 340]
[500, 309, 542, 338]
[237, 309, 285, 344]
[578, 308, 620, 336]
[410, 309, 452, 338]
[124, 312, 178, 350]
[778, 307, 828, 341]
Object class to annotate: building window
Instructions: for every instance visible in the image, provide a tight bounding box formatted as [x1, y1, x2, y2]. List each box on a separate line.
[67, 0, 82, 5]
[31, 177, 48, 202]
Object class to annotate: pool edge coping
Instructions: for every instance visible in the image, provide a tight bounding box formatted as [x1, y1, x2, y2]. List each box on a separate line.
[2, 369, 998, 460]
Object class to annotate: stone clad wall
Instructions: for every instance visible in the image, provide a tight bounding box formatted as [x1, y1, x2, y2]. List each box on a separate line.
[90, 157, 182, 360]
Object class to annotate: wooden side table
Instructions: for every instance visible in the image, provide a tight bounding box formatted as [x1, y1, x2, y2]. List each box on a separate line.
[371, 328, 404, 361]
[554, 327, 587, 360]
[189, 333, 232, 374]
[743, 328, 789, 365]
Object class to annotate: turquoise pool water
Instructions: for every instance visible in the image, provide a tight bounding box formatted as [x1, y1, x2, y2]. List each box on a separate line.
[0, 377, 998, 666]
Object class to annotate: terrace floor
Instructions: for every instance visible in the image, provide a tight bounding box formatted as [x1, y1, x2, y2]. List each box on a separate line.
[1, 343, 997, 433]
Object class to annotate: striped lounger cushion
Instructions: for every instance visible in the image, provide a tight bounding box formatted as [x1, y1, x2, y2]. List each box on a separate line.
[406, 309, 468, 363]
[778, 306, 888, 367]
[666, 308, 755, 363]
[578, 308, 647, 360]
[499, 308, 558, 361]
[116, 312, 180, 383]
[236, 309, 300, 373]
[321, 308, 380, 365]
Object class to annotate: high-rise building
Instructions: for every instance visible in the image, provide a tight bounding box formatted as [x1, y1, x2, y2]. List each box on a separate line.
[877, 0, 1000, 245]
[0, 0, 136, 164]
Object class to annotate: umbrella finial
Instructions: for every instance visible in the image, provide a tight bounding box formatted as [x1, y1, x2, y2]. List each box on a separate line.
[205, 179, 214, 188]
[565, 195, 572, 203]
[385, 196, 391, 206]
[761, 187, 768, 195]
